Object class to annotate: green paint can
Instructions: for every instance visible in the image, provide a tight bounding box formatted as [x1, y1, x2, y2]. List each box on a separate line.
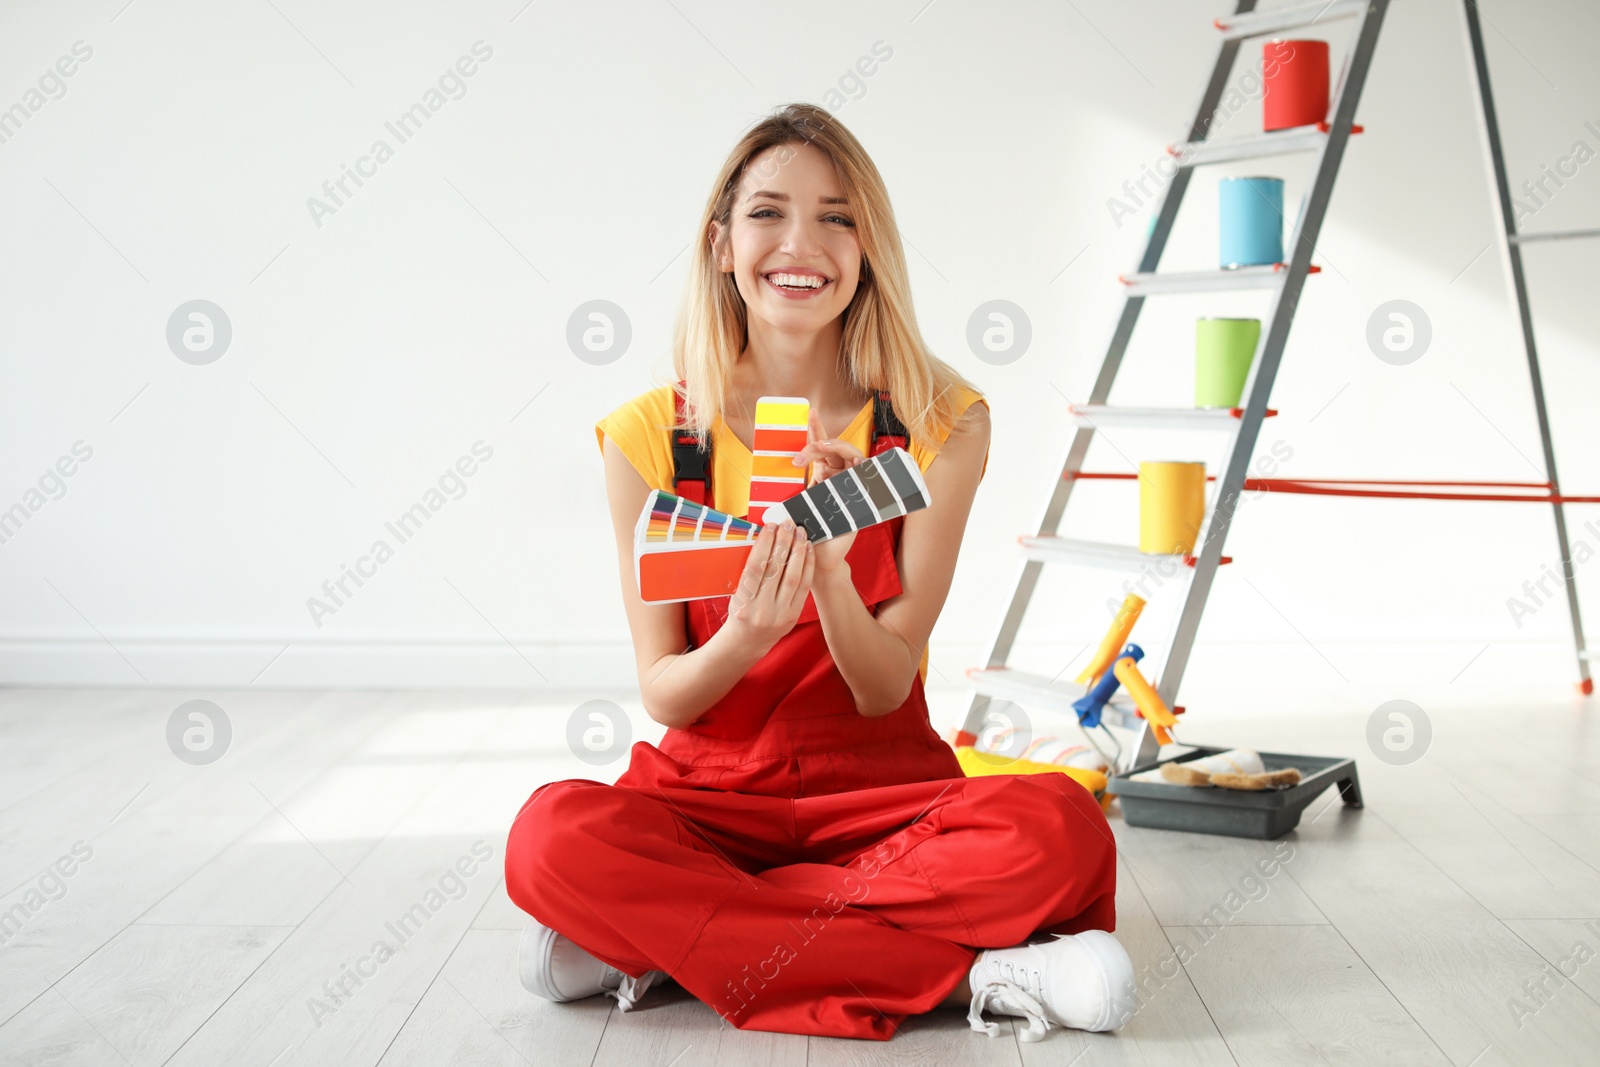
[1195, 318, 1260, 408]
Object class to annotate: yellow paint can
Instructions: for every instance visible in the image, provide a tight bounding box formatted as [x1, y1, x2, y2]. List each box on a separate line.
[1139, 461, 1206, 555]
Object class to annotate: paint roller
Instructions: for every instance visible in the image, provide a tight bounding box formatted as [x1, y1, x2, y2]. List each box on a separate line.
[1071, 643, 1141, 729]
[1074, 593, 1146, 686]
[1112, 652, 1178, 745]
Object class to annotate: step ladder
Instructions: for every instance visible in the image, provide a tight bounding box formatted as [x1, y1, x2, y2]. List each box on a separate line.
[959, 0, 1596, 775]
[1460, 0, 1593, 688]
[958, 0, 1390, 773]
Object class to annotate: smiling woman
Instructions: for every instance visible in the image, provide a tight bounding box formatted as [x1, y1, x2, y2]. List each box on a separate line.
[504, 103, 1135, 1047]
[671, 110, 976, 454]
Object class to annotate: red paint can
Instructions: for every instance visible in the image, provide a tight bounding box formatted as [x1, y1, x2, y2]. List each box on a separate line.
[1262, 38, 1329, 131]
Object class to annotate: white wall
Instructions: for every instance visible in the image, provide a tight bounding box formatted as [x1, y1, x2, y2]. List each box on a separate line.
[2, 0, 1597, 711]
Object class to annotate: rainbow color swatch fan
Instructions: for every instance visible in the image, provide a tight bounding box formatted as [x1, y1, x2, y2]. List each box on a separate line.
[634, 493, 762, 604]
[634, 446, 932, 603]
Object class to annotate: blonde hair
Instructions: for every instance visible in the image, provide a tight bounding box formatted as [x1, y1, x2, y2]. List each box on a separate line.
[662, 103, 982, 456]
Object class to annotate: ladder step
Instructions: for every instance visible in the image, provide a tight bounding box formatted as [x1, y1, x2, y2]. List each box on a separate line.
[1018, 535, 1230, 572]
[967, 666, 1144, 732]
[1214, 0, 1366, 40]
[1170, 125, 1328, 167]
[1119, 263, 1319, 295]
[1510, 227, 1600, 245]
[1069, 403, 1277, 432]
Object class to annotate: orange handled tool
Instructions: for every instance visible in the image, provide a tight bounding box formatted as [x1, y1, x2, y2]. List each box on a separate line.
[1112, 654, 1177, 745]
[1075, 593, 1146, 685]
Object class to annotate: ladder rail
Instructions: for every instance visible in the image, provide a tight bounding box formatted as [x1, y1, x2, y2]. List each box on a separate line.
[1153, 0, 1392, 720]
[1459, 0, 1592, 691]
[960, 0, 1261, 742]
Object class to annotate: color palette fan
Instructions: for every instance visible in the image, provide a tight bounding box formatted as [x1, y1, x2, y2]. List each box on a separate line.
[635, 446, 932, 603]
[634, 492, 762, 603]
[757, 445, 931, 543]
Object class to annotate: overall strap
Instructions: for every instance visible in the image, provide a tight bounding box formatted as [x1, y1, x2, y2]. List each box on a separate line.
[670, 382, 908, 503]
[670, 381, 712, 505]
[869, 390, 908, 457]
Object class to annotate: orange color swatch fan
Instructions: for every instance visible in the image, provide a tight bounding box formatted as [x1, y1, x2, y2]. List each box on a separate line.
[634, 492, 763, 603]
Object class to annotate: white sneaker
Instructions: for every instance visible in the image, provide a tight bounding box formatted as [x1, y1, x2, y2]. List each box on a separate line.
[518, 918, 666, 1012]
[966, 930, 1138, 1042]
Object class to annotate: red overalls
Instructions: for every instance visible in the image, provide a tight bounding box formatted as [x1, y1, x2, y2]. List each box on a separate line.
[504, 424, 1118, 1041]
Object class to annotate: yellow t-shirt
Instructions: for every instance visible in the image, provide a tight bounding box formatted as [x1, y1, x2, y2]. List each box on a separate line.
[595, 383, 990, 684]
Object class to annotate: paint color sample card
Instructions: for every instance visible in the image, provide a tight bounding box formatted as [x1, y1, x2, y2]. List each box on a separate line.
[748, 395, 810, 517]
[635, 491, 762, 603]
[633, 449, 932, 602]
[757, 446, 931, 543]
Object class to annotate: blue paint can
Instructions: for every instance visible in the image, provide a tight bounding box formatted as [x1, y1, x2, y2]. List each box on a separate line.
[1218, 176, 1284, 268]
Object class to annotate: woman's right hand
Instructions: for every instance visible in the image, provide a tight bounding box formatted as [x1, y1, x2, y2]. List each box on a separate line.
[723, 518, 814, 655]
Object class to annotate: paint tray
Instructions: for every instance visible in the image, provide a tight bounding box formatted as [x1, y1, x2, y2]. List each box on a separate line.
[1106, 745, 1362, 839]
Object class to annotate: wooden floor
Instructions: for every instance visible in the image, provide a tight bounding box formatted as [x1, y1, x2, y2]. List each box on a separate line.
[2, 688, 1598, 1066]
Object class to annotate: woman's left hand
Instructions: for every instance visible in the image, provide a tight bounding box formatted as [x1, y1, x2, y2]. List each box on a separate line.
[790, 410, 863, 571]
